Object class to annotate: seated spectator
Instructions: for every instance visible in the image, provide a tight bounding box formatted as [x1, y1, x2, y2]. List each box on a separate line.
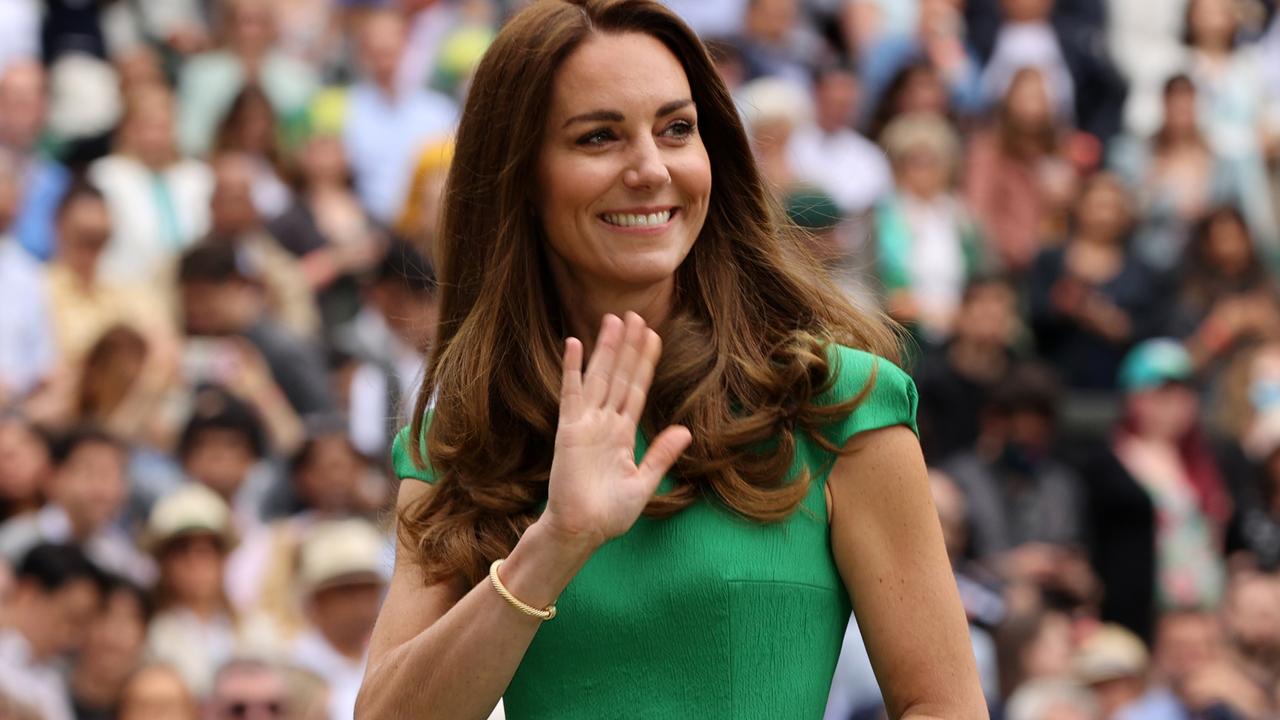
[212, 85, 293, 221]
[70, 575, 152, 720]
[943, 364, 1093, 599]
[729, 0, 824, 86]
[737, 76, 810, 192]
[268, 129, 386, 333]
[176, 0, 318, 158]
[143, 483, 244, 698]
[0, 412, 51, 522]
[874, 112, 989, 341]
[995, 606, 1078, 705]
[289, 519, 389, 720]
[343, 8, 458, 225]
[0, 151, 58, 407]
[1216, 573, 1280, 709]
[0, 543, 104, 720]
[1072, 624, 1162, 718]
[338, 241, 435, 457]
[117, 664, 198, 720]
[980, 0, 1077, 126]
[1029, 173, 1164, 390]
[1109, 75, 1242, 273]
[205, 658, 295, 720]
[44, 181, 176, 365]
[70, 325, 179, 451]
[0, 60, 69, 262]
[915, 274, 1023, 463]
[865, 61, 955, 141]
[178, 241, 333, 419]
[88, 83, 213, 284]
[206, 151, 320, 339]
[1003, 679, 1099, 720]
[176, 386, 275, 532]
[1082, 340, 1233, 644]
[0, 425, 154, 586]
[1174, 207, 1280, 379]
[787, 63, 893, 218]
[1151, 608, 1223, 715]
[965, 67, 1079, 272]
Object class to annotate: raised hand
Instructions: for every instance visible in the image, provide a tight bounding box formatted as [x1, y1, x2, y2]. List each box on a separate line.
[540, 312, 692, 550]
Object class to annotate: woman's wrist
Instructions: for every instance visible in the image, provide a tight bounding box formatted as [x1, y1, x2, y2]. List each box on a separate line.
[499, 517, 599, 610]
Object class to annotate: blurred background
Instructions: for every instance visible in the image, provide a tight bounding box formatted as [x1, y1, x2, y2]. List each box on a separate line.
[1, 0, 1279, 718]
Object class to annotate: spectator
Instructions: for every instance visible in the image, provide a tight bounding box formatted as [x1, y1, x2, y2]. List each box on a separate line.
[965, 66, 1079, 272]
[343, 8, 458, 224]
[44, 181, 176, 366]
[915, 274, 1023, 463]
[0, 425, 153, 587]
[1109, 75, 1242, 273]
[866, 61, 955, 141]
[203, 658, 293, 720]
[68, 325, 182, 455]
[117, 664, 198, 720]
[176, 386, 275, 531]
[995, 607, 1077, 703]
[0, 151, 58, 407]
[206, 151, 320, 339]
[176, 0, 318, 158]
[0, 413, 50, 522]
[787, 63, 893, 216]
[288, 519, 388, 720]
[1072, 624, 1167, 718]
[0, 60, 69, 262]
[70, 576, 153, 720]
[1082, 339, 1232, 643]
[143, 483, 244, 698]
[0, 543, 104, 720]
[737, 76, 810, 191]
[1028, 172, 1162, 390]
[873, 112, 989, 341]
[1004, 679, 1099, 720]
[178, 241, 333, 419]
[212, 85, 293, 220]
[88, 84, 214, 284]
[1151, 608, 1223, 715]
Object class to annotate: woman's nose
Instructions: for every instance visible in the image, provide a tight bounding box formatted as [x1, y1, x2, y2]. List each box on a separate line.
[622, 138, 671, 190]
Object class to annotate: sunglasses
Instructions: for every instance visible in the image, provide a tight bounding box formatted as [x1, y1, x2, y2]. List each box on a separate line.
[219, 700, 287, 719]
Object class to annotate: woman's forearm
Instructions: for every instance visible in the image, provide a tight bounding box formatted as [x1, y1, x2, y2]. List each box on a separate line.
[356, 519, 596, 719]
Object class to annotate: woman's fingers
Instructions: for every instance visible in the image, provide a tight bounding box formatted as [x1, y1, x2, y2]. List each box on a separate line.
[637, 424, 692, 490]
[582, 314, 623, 406]
[622, 329, 661, 424]
[560, 337, 584, 418]
[605, 313, 645, 412]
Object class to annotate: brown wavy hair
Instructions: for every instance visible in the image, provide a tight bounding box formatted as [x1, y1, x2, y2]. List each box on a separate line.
[401, 0, 902, 586]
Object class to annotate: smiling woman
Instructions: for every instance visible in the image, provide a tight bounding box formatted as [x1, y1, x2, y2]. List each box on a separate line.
[356, 1, 986, 719]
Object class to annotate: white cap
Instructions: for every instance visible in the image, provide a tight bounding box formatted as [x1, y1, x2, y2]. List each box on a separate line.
[145, 483, 237, 554]
[297, 519, 388, 596]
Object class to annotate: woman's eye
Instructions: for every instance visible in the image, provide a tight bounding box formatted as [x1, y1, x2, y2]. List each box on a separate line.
[663, 120, 695, 139]
[576, 129, 616, 146]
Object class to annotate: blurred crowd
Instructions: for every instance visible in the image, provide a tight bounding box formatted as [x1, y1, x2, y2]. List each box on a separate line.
[1, 0, 1280, 719]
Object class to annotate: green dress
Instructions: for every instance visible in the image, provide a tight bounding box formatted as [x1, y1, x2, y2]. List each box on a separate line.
[391, 345, 918, 719]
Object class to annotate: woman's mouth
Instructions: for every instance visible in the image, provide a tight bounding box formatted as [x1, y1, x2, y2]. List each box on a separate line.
[600, 208, 678, 228]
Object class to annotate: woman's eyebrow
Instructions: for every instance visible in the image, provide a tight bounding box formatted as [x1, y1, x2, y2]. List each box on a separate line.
[562, 99, 693, 128]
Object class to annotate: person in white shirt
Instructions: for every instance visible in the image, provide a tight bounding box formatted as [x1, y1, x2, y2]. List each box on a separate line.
[0, 543, 104, 720]
[787, 64, 893, 216]
[0, 153, 58, 405]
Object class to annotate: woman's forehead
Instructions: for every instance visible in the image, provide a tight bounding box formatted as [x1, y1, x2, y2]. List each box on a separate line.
[548, 33, 692, 121]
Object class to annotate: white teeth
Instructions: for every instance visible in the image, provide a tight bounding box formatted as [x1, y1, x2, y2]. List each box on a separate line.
[602, 209, 673, 227]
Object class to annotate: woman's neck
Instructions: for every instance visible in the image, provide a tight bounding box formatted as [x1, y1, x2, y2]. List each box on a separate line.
[550, 262, 675, 356]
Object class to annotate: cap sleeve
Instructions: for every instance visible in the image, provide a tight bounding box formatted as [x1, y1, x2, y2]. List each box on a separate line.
[818, 345, 919, 449]
[391, 421, 438, 484]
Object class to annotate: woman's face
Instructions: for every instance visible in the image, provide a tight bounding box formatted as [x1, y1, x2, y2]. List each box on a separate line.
[1006, 70, 1051, 130]
[160, 533, 226, 605]
[1075, 175, 1130, 242]
[1164, 85, 1199, 135]
[1128, 383, 1201, 440]
[1204, 214, 1252, 276]
[301, 135, 349, 185]
[536, 32, 712, 293]
[0, 419, 49, 507]
[898, 68, 948, 117]
[1188, 0, 1236, 49]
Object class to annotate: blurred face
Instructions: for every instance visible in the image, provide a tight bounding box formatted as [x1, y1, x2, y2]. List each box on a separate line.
[160, 534, 226, 606]
[228, 0, 277, 54]
[1224, 574, 1280, 659]
[57, 196, 113, 275]
[231, 98, 276, 156]
[1001, 0, 1054, 22]
[745, 0, 798, 42]
[956, 282, 1017, 345]
[1023, 612, 1075, 680]
[0, 419, 50, 509]
[895, 148, 950, 199]
[21, 578, 101, 660]
[183, 429, 256, 500]
[294, 435, 362, 512]
[50, 440, 128, 538]
[537, 33, 711, 297]
[1203, 213, 1252, 277]
[929, 471, 968, 560]
[1006, 70, 1052, 131]
[300, 135, 349, 186]
[309, 579, 384, 653]
[1127, 383, 1200, 441]
[1187, 0, 1237, 49]
[210, 669, 288, 720]
[124, 91, 176, 168]
[815, 71, 857, 132]
[898, 68, 948, 117]
[120, 666, 196, 720]
[1075, 176, 1130, 242]
[1155, 611, 1221, 689]
[359, 12, 406, 88]
[80, 588, 148, 683]
[0, 62, 46, 150]
[1163, 84, 1199, 135]
[210, 157, 260, 235]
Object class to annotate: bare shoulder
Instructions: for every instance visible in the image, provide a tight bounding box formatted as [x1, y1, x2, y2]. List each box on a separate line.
[365, 480, 468, 672]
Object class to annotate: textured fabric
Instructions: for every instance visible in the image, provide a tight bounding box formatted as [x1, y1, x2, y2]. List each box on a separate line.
[390, 345, 918, 719]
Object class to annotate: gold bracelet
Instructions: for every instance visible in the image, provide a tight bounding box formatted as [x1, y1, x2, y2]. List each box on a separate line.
[488, 559, 557, 621]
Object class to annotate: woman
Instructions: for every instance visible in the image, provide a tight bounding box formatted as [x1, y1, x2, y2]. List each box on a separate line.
[964, 67, 1079, 273]
[1028, 173, 1164, 390]
[212, 84, 293, 220]
[359, 2, 983, 719]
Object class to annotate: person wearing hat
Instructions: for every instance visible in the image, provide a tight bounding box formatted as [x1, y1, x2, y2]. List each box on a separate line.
[1080, 338, 1232, 645]
[1074, 624, 1168, 719]
[287, 519, 388, 720]
[143, 483, 244, 699]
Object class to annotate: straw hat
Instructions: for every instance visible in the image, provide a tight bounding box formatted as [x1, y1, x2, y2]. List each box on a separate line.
[1074, 624, 1149, 685]
[297, 519, 389, 597]
[144, 483, 237, 554]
